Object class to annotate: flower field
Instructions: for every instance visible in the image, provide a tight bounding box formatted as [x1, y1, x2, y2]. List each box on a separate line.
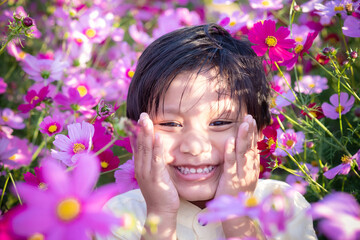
[0, 0, 359, 239]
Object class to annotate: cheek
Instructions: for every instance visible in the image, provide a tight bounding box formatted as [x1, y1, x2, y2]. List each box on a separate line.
[158, 133, 177, 163]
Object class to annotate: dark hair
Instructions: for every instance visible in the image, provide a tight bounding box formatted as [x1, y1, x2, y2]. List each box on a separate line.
[126, 23, 271, 131]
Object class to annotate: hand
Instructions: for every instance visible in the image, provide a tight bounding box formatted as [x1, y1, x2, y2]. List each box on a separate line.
[215, 114, 260, 198]
[130, 112, 180, 216]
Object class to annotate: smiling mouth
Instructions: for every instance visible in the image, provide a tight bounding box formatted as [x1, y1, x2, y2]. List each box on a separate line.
[176, 165, 216, 175]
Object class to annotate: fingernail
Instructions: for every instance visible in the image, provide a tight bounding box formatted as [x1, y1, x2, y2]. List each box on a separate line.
[198, 218, 207, 226]
[140, 112, 147, 120]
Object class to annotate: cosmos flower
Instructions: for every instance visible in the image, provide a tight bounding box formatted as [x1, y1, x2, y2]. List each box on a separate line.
[309, 192, 360, 240]
[39, 115, 64, 137]
[294, 75, 328, 95]
[257, 126, 277, 158]
[248, 19, 296, 62]
[0, 108, 25, 129]
[342, 14, 360, 38]
[114, 157, 139, 194]
[98, 150, 120, 173]
[1, 136, 33, 170]
[22, 54, 68, 85]
[18, 86, 49, 113]
[51, 121, 95, 166]
[217, 10, 249, 35]
[324, 155, 355, 179]
[274, 129, 305, 157]
[54, 87, 97, 113]
[301, 103, 325, 119]
[0, 137, 18, 165]
[249, 0, 283, 10]
[281, 31, 318, 70]
[23, 167, 47, 190]
[315, 0, 348, 25]
[321, 92, 355, 119]
[11, 153, 123, 240]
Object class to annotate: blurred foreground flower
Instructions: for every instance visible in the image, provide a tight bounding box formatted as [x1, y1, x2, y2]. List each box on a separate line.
[114, 157, 139, 194]
[11, 153, 123, 240]
[309, 192, 360, 240]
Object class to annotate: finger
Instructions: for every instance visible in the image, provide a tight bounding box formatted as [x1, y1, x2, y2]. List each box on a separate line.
[245, 115, 254, 151]
[235, 120, 249, 159]
[135, 113, 154, 178]
[151, 133, 165, 180]
[223, 137, 237, 176]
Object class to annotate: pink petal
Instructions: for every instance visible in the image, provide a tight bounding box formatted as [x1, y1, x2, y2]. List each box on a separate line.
[321, 102, 339, 119]
[323, 164, 343, 179]
[53, 134, 72, 152]
[251, 45, 268, 57]
[43, 160, 70, 194]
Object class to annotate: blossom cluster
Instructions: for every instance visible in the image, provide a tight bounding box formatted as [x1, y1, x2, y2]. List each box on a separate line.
[0, 0, 359, 240]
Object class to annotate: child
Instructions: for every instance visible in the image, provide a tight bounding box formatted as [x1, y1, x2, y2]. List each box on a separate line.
[99, 24, 317, 240]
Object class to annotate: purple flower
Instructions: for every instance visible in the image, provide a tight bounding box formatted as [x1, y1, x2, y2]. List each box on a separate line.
[294, 75, 328, 94]
[0, 77, 7, 94]
[114, 157, 139, 194]
[18, 86, 49, 113]
[217, 10, 249, 35]
[309, 192, 360, 240]
[0, 137, 18, 165]
[315, 0, 348, 25]
[0, 108, 25, 129]
[1, 136, 33, 170]
[97, 99, 115, 119]
[249, 0, 283, 10]
[51, 121, 95, 166]
[274, 129, 305, 157]
[22, 54, 68, 84]
[321, 92, 355, 119]
[324, 155, 354, 179]
[342, 15, 360, 38]
[39, 115, 64, 137]
[11, 153, 123, 240]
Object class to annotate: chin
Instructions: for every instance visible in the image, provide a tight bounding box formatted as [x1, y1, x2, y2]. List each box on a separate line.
[177, 185, 217, 202]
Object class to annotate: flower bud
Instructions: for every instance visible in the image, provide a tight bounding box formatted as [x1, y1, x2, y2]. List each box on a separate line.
[354, 107, 360, 118]
[13, 13, 22, 21]
[306, 142, 314, 148]
[22, 17, 33, 27]
[350, 51, 358, 59]
[294, 5, 301, 12]
[322, 47, 331, 55]
[322, 166, 329, 172]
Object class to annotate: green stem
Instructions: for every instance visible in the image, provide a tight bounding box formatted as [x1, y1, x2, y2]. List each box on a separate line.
[353, 168, 360, 178]
[9, 172, 22, 205]
[0, 38, 11, 55]
[31, 140, 46, 161]
[0, 175, 10, 209]
[274, 62, 299, 103]
[0, 0, 8, 6]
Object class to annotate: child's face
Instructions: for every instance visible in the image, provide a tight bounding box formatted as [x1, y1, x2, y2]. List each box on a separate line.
[151, 70, 245, 204]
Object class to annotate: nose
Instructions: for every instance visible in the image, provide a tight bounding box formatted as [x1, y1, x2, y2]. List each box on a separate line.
[179, 130, 211, 156]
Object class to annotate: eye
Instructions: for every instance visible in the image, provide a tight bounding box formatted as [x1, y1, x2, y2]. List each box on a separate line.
[159, 122, 183, 127]
[209, 120, 233, 126]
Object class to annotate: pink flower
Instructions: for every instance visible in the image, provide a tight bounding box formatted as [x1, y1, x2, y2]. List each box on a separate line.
[342, 15, 360, 38]
[0, 137, 18, 165]
[315, 0, 348, 25]
[22, 55, 69, 84]
[1, 136, 33, 170]
[217, 11, 249, 35]
[321, 92, 355, 120]
[0, 108, 25, 129]
[248, 19, 296, 62]
[98, 150, 120, 173]
[249, 0, 283, 10]
[11, 153, 122, 240]
[39, 115, 64, 137]
[114, 157, 139, 194]
[274, 129, 305, 157]
[18, 86, 49, 113]
[54, 87, 97, 113]
[23, 167, 47, 190]
[281, 31, 318, 70]
[309, 192, 360, 240]
[115, 137, 133, 153]
[0, 77, 7, 94]
[324, 155, 354, 179]
[294, 75, 328, 94]
[51, 121, 95, 166]
[257, 126, 277, 158]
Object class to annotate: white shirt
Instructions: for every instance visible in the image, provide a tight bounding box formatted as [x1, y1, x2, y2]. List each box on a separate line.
[97, 179, 317, 240]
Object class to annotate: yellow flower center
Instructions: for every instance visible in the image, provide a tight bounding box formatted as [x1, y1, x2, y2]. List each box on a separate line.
[48, 124, 58, 133]
[73, 143, 85, 154]
[19, 51, 27, 59]
[336, 105, 344, 113]
[38, 182, 47, 190]
[75, 38, 83, 44]
[77, 85, 88, 97]
[267, 138, 275, 149]
[2, 116, 9, 122]
[265, 36, 277, 47]
[9, 154, 16, 160]
[294, 44, 304, 54]
[260, 165, 264, 172]
[341, 155, 352, 164]
[309, 111, 317, 118]
[308, 83, 315, 88]
[245, 196, 258, 207]
[229, 21, 236, 26]
[127, 70, 135, 78]
[295, 36, 303, 42]
[334, 5, 344, 11]
[101, 161, 109, 169]
[28, 233, 45, 240]
[85, 28, 96, 38]
[262, 0, 270, 6]
[286, 139, 294, 147]
[57, 198, 81, 221]
[30, 96, 39, 104]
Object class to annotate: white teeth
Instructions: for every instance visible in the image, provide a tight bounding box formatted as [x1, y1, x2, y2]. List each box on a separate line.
[177, 166, 215, 175]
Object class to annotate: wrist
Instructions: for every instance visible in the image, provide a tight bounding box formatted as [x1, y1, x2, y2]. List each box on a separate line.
[222, 216, 265, 240]
[143, 211, 177, 240]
